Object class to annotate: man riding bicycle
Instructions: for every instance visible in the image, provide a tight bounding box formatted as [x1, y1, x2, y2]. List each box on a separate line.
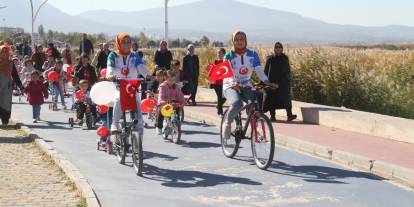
[106, 33, 151, 136]
[222, 31, 278, 140]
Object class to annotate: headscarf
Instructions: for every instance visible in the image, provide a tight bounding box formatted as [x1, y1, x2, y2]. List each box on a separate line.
[115, 32, 132, 56]
[0, 45, 12, 77]
[187, 44, 195, 55]
[232, 31, 247, 55]
[159, 40, 168, 52]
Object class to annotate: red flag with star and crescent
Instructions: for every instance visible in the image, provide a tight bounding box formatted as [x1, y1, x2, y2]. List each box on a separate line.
[120, 79, 141, 112]
[208, 60, 234, 81]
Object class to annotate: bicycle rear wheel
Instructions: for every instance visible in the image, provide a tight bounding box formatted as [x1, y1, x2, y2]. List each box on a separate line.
[250, 113, 275, 170]
[220, 110, 240, 158]
[131, 131, 143, 176]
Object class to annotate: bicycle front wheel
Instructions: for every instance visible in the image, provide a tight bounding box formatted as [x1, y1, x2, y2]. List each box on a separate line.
[171, 120, 181, 144]
[250, 113, 275, 170]
[131, 131, 143, 176]
[220, 110, 240, 158]
[115, 133, 127, 164]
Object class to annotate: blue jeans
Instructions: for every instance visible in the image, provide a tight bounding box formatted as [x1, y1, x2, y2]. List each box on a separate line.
[52, 83, 65, 105]
[224, 87, 255, 123]
[101, 108, 113, 129]
[113, 95, 144, 134]
[32, 105, 41, 119]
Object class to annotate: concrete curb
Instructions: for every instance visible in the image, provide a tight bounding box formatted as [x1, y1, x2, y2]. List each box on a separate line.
[184, 108, 414, 189]
[18, 124, 101, 207]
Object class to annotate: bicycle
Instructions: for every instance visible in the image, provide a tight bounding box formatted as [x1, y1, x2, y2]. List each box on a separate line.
[111, 78, 144, 176]
[68, 103, 96, 130]
[161, 102, 182, 144]
[220, 85, 275, 170]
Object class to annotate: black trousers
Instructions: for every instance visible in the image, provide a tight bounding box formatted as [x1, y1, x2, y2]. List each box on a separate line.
[75, 102, 96, 120]
[211, 84, 225, 113]
[0, 108, 11, 125]
[269, 108, 293, 119]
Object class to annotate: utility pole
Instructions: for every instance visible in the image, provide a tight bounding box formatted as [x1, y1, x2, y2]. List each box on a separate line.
[29, 0, 48, 48]
[164, 0, 169, 42]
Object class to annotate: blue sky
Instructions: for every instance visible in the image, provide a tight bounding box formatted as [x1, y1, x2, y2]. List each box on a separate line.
[48, 0, 414, 26]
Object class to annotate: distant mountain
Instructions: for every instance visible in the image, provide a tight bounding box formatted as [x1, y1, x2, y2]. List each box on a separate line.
[3, 0, 414, 44]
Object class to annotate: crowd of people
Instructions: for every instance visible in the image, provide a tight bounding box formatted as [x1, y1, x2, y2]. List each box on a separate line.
[0, 32, 297, 141]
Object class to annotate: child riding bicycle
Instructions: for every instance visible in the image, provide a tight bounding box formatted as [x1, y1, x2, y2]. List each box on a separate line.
[73, 80, 97, 125]
[156, 71, 185, 135]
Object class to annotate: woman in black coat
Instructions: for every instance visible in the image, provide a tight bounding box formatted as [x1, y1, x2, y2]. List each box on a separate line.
[182, 44, 199, 105]
[263, 42, 297, 122]
[74, 53, 98, 87]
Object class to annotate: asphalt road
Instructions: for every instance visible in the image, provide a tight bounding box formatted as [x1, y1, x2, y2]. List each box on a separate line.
[11, 97, 414, 207]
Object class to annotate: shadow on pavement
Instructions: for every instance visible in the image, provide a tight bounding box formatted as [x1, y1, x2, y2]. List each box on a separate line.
[24, 121, 72, 130]
[142, 164, 262, 188]
[144, 151, 179, 161]
[268, 161, 384, 184]
[181, 130, 219, 136]
[179, 140, 221, 149]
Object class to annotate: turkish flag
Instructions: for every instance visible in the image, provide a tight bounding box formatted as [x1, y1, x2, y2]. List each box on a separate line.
[120, 79, 141, 112]
[75, 90, 85, 101]
[208, 61, 234, 81]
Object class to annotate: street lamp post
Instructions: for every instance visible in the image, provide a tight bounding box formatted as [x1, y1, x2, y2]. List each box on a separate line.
[164, 0, 169, 42]
[0, 6, 6, 34]
[29, 0, 48, 48]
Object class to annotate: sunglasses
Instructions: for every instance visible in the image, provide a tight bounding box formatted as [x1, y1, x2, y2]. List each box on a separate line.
[121, 39, 131, 45]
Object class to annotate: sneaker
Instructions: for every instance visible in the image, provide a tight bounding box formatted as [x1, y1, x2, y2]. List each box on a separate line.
[63, 105, 67, 110]
[155, 128, 162, 135]
[110, 123, 121, 133]
[270, 117, 276, 122]
[222, 121, 231, 140]
[287, 115, 297, 122]
[36, 117, 41, 122]
[33, 119, 38, 123]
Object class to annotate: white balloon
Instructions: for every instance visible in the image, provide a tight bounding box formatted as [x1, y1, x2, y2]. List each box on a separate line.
[90, 81, 117, 105]
[63, 64, 70, 72]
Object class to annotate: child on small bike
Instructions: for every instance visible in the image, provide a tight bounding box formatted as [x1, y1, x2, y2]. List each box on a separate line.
[73, 79, 96, 124]
[44, 59, 67, 110]
[24, 71, 48, 123]
[156, 71, 185, 135]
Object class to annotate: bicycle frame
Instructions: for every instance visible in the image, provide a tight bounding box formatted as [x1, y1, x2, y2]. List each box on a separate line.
[235, 93, 267, 143]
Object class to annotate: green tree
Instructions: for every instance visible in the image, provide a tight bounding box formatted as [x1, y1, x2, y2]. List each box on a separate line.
[38, 24, 45, 38]
[170, 38, 180, 48]
[200, 35, 210, 47]
[138, 32, 149, 48]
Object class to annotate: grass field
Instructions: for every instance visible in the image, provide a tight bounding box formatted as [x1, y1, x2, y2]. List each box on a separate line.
[138, 46, 414, 119]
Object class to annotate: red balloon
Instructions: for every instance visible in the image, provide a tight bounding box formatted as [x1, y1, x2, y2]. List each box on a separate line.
[67, 66, 75, 74]
[96, 105, 109, 115]
[48, 71, 59, 81]
[75, 90, 85, 100]
[97, 126, 109, 137]
[100, 68, 107, 78]
[141, 98, 157, 113]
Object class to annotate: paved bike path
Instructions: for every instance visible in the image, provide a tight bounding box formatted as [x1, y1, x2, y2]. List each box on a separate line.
[11, 97, 414, 207]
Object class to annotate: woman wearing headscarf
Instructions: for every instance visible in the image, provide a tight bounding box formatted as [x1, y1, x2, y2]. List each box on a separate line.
[221, 31, 278, 140]
[106, 33, 150, 135]
[0, 45, 24, 125]
[263, 42, 297, 122]
[75, 53, 98, 87]
[182, 44, 200, 105]
[153, 40, 173, 74]
[31, 44, 46, 72]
